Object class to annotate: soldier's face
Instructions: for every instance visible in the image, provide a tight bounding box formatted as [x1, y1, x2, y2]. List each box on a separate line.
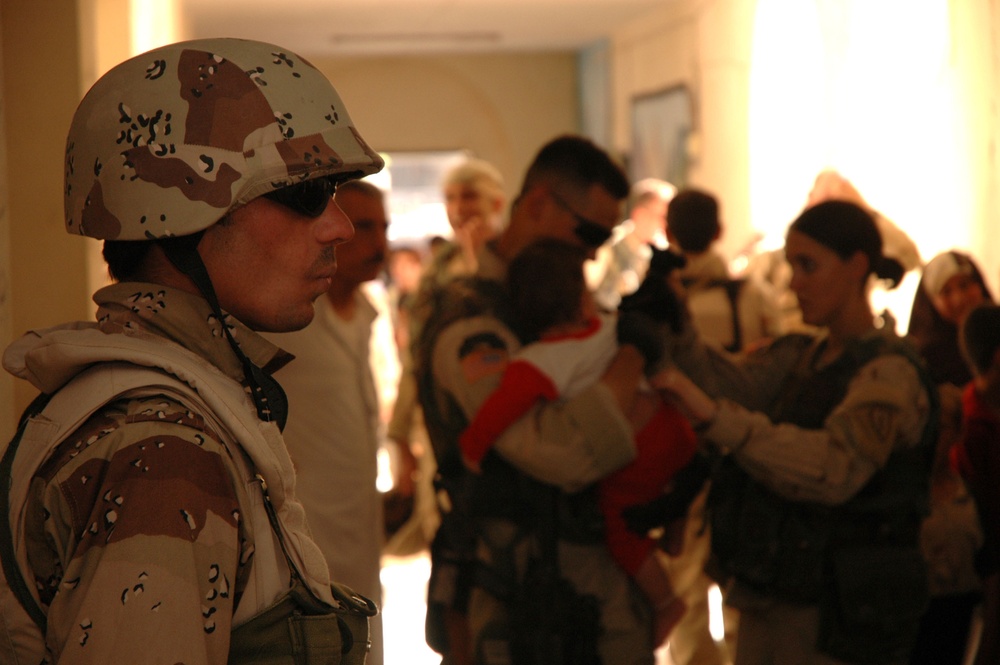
[786, 230, 865, 329]
[331, 188, 389, 288]
[444, 180, 500, 231]
[198, 195, 354, 332]
[543, 183, 621, 260]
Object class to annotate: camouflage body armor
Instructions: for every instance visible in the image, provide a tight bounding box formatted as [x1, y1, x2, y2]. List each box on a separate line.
[707, 334, 938, 664]
[413, 275, 605, 665]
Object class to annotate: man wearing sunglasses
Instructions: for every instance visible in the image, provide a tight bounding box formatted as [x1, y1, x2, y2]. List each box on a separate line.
[1, 39, 383, 664]
[415, 135, 658, 665]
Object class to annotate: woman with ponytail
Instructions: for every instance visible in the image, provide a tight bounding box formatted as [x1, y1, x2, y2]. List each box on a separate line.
[650, 201, 938, 665]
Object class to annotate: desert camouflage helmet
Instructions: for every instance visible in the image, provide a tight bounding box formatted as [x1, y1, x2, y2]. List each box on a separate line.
[65, 38, 384, 241]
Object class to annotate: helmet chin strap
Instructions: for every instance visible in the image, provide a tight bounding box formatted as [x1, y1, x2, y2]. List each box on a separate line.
[160, 233, 289, 430]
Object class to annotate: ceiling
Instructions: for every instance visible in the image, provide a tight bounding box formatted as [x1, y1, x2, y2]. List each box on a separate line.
[179, 0, 669, 57]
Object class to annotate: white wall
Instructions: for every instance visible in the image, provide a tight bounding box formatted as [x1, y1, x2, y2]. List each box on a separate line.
[610, 0, 757, 261]
[609, 0, 1000, 328]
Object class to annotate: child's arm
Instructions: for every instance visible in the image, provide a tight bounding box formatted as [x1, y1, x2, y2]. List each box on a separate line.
[621, 451, 714, 535]
[459, 360, 558, 470]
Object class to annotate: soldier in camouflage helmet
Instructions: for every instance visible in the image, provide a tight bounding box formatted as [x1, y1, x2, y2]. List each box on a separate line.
[1, 38, 383, 664]
[414, 136, 656, 665]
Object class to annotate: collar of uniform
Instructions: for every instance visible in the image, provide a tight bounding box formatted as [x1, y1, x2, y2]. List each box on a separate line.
[93, 282, 293, 382]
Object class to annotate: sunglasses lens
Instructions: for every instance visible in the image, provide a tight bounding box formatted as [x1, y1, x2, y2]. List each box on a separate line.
[263, 177, 335, 217]
[575, 220, 611, 248]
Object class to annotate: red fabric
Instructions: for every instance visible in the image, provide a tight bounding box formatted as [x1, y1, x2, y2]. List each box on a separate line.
[599, 401, 697, 575]
[956, 383, 1000, 576]
[459, 360, 558, 465]
[538, 315, 602, 342]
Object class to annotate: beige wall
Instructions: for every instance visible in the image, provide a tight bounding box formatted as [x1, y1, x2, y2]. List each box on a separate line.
[309, 52, 579, 203]
[952, 0, 1000, 293]
[1, 0, 96, 422]
[0, 11, 11, 441]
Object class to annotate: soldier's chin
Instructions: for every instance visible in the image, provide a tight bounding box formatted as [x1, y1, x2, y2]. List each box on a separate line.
[251, 306, 317, 334]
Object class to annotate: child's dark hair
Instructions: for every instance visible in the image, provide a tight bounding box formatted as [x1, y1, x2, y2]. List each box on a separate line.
[666, 188, 720, 253]
[507, 239, 588, 342]
[960, 304, 1000, 375]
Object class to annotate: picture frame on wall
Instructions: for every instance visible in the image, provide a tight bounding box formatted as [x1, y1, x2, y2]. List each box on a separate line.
[629, 85, 693, 186]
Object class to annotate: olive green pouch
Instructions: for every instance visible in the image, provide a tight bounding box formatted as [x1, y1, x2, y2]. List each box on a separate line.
[229, 579, 377, 665]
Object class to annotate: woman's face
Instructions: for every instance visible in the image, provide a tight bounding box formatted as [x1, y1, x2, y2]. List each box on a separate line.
[932, 272, 986, 324]
[785, 230, 864, 329]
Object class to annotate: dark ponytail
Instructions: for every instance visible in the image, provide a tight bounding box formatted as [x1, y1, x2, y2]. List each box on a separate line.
[788, 200, 903, 289]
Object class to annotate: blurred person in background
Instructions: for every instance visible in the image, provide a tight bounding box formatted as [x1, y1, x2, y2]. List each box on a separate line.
[907, 250, 994, 387]
[909, 381, 983, 665]
[437, 158, 508, 278]
[589, 177, 676, 310]
[667, 188, 783, 354]
[956, 304, 1000, 665]
[657, 184, 788, 665]
[266, 179, 395, 665]
[386, 244, 428, 355]
[656, 201, 936, 665]
[383, 158, 509, 558]
[904, 250, 993, 665]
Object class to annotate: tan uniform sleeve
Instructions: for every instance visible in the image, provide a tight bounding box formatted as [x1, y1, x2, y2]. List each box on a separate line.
[432, 315, 636, 493]
[663, 324, 808, 410]
[701, 354, 930, 505]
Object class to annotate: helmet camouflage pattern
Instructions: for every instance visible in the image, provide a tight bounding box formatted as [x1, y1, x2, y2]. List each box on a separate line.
[65, 38, 384, 240]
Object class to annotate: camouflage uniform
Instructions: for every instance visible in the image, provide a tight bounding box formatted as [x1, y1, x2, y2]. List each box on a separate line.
[416, 244, 654, 665]
[2, 284, 332, 663]
[1, 38, 383, 664]
[663, 323, 936, 665]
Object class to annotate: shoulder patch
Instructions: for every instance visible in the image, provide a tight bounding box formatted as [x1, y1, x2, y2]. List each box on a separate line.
[458, 332, 510, 384]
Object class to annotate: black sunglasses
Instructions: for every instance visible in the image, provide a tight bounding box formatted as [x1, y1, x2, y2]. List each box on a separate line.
[263, 176, 341, 217]
[550, 191, 613, 248]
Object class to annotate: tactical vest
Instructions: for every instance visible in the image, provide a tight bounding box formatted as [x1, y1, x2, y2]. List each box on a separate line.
[1, 345, 375, 665]
[707, 333, 938, 663]
[413, 275, 604, 664]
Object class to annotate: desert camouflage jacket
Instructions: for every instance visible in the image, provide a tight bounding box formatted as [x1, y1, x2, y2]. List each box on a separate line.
[1, 283, 332, 664]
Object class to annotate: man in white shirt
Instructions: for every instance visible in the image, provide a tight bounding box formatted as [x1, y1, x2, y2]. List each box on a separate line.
[266, 179, 393, 665]
[589, 177, 676, 310]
